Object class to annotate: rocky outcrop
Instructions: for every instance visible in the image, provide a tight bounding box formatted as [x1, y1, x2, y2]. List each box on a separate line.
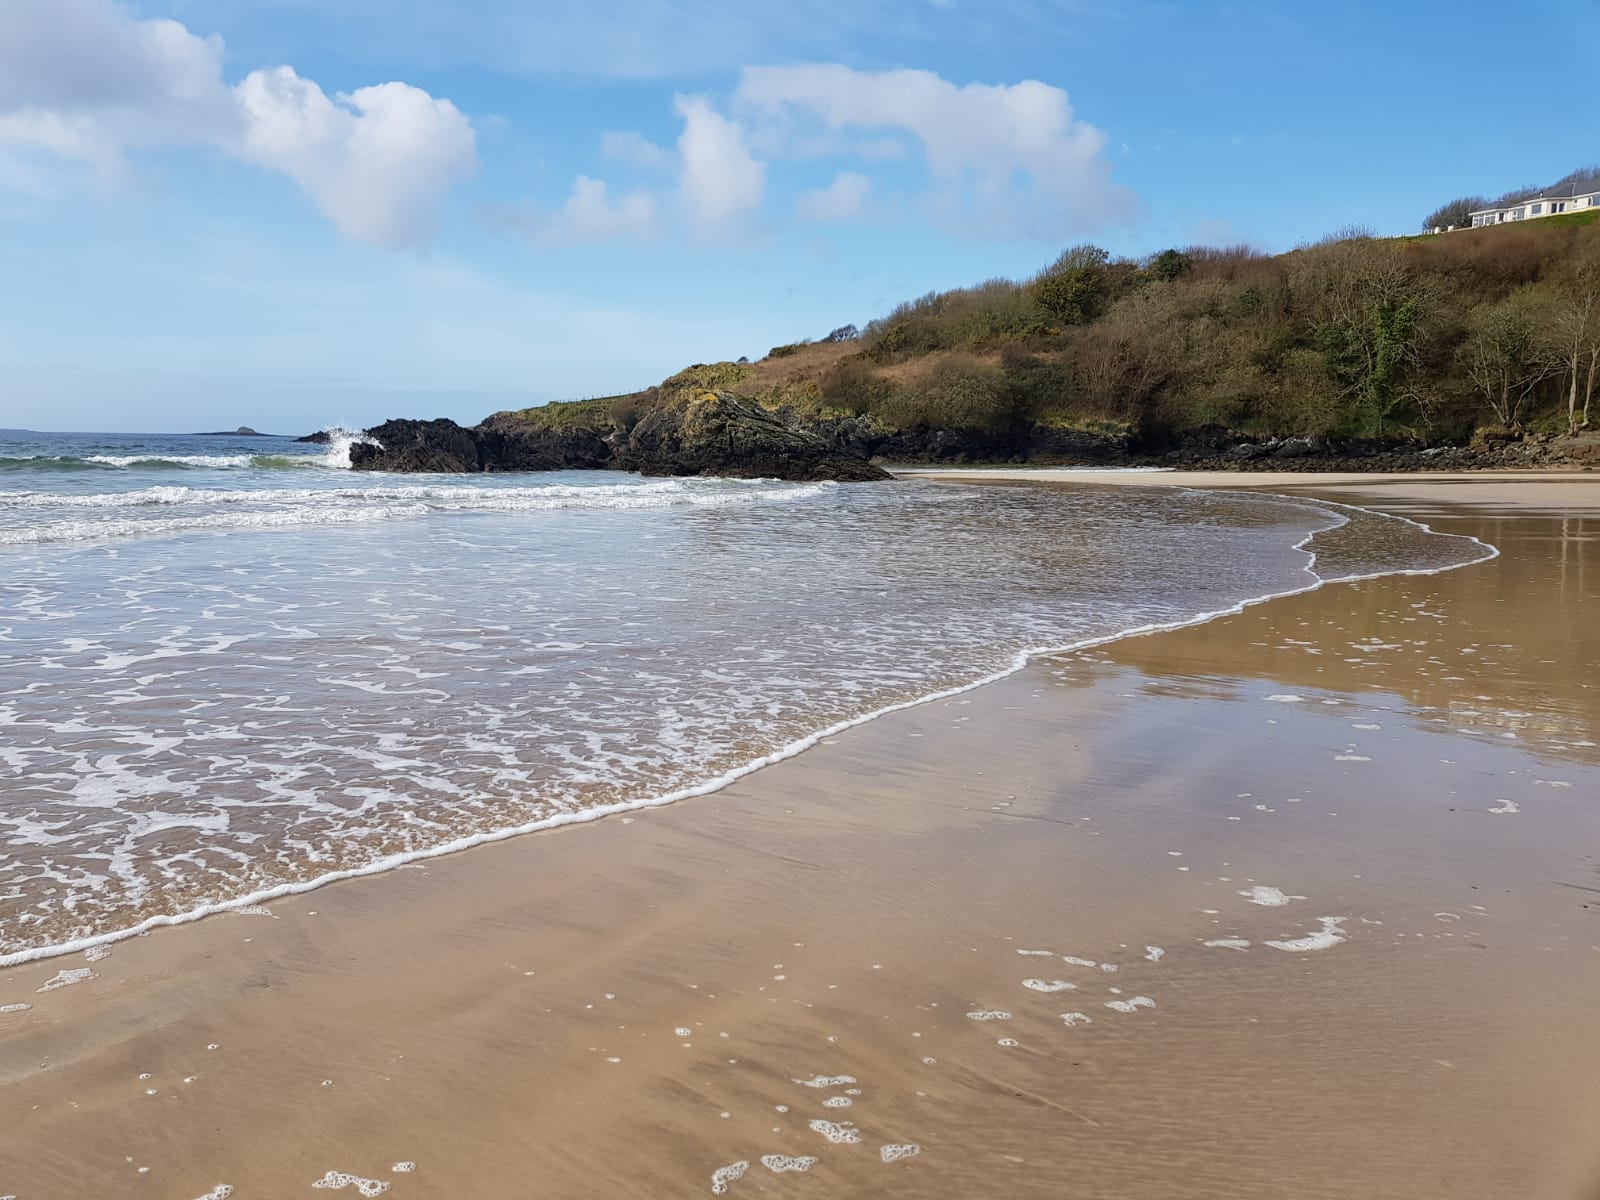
[351, 418, 485, 472]
[611, 392, 889, 481]
[345, 399, 1598, 479]
[348, 393, 891, 481]
[1150, 427, 1600, 472]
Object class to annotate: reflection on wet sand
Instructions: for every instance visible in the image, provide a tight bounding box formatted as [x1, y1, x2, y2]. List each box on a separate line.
[0, 485, 1597, 1200]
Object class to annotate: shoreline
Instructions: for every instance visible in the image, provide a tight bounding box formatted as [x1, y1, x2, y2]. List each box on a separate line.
[3, 473, 1598, 1198]
[0, 483, 1497, 970]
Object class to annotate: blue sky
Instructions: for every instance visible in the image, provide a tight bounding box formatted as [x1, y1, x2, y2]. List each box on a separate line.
[2, 0, 1597, 433]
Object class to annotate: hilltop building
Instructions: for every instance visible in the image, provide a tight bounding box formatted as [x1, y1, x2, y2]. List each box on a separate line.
[1466, 190, 1600, 228]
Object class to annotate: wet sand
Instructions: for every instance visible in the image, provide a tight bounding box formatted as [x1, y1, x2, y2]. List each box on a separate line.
[2, 475, 1598, 1200]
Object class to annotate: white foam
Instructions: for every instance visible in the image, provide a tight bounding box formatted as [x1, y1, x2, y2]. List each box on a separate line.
[0, 1003, 31, 1013]
[1059, 1012, 1092, 1027]
[808, 1119, 861, 1144]
[1488, 799, 1520, 815]
[1265, 917, 1348, 953]
[192, 1188, 233, 1200]
[997, 1037, 1019, 1047]
[311, 1172, 389, 1196]
[965, 1010, 1012, 1021]
[1060, 956, 1097, 968]
[880, 1143, 921, 1163]
[710, 1161, 749, 1194]
[1240, 886, 1304, 907]
[1022, 979, 1077, 992]
[822, 1096, 852, 1108]
[794, 1074, 856, 1088]
[1103, 995, 1155, 1013]
[36, 967, 95, 992]
[0, 489, 1499, 970]
[1015, 948, 1054, 956]
[760, 1155, 817, 1174]
[1143, 946, 1165, 962]
[389, 1163, 416, 1174]
[1204, 938, 1251, 950]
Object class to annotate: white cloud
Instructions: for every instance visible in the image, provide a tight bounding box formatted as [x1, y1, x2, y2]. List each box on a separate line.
[559, 176, 657, 240]
[796, 172, 871, 222]
[736, 63, 1135, 237]
[600, 130, 674, 171]
[234, 68, 476, 247]
[0, 0, 476, 247]
[673, 94, 764, 234]
[480, 176, 657, 245]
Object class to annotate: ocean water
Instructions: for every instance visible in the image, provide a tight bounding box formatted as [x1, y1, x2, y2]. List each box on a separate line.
[0, 430, 1493, 963]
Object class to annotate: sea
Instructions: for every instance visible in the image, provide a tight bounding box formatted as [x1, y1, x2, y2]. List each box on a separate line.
[0, 429, 1494, 964]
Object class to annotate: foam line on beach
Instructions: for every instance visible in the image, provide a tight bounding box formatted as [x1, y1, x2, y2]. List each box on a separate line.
[0, 490, 1497, 969]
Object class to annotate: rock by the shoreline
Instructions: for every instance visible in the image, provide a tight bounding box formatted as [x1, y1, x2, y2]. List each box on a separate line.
[295, 430, 332, 444]
[197, 426, 268, 436]
[351, 418, 484, 472]
[342, 396, 1596, 479]
[612, 391, 889, 482]
[349, 393, 891, 481]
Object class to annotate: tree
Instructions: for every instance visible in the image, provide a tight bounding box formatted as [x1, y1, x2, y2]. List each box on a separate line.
[822, 324, 860, 343]
[1421, 196, 1488, 232]
[1540, 244, 1600, 434]
[1459, 298, 1553, 429]
[1032, 244, 1110, 325]
[1148, 248, 1194, 282]
[1294, 239, 1433, 434]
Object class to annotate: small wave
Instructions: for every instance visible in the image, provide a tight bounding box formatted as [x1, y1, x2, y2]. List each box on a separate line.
[249, 454, 328, 470]
[0, 504, 432, 546]
[0, 478, 836, 511]
[85, 454, 260, 469]
[0, 455, 120, 473]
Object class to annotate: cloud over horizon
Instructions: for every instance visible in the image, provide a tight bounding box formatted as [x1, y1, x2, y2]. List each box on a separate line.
[0, 0, 476, 247]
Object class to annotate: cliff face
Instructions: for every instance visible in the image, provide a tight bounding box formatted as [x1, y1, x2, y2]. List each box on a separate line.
[349, 392, 892, 481]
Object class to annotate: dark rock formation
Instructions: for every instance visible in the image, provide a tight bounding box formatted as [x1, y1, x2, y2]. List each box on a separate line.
[351, 418, 484, 472]
[295, 430, 332, 444]
[611, 392, 888, 481]
[197, 426, 268, 436]
[348, 394, 890, 481]
[474, 412, 614, 471]
[343, 396, 1598, 479]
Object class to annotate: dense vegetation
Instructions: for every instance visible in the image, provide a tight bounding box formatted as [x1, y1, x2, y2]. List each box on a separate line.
[513, 214, 1600, 453]
[718, 217, 1600, 445]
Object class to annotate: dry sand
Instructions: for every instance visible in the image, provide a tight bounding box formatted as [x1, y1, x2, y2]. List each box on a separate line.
[2, 473, 1598, 1200]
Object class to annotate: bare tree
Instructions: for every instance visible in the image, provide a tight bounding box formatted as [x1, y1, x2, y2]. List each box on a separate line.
[1459, 298, 1554, 429]
[1540, 243, 1600, 434]
[1422, 196, 1487, 232]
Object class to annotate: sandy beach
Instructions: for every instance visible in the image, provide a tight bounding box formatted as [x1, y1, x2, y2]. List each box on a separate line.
[2, 471, 1598, 1200]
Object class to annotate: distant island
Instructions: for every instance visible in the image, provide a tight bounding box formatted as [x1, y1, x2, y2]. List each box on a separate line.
[347, 182, 1600, 480]
[196, 426, 272, 437]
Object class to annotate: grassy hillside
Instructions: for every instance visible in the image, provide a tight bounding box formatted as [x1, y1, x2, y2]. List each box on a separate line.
[517, 217, 1600, 447]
